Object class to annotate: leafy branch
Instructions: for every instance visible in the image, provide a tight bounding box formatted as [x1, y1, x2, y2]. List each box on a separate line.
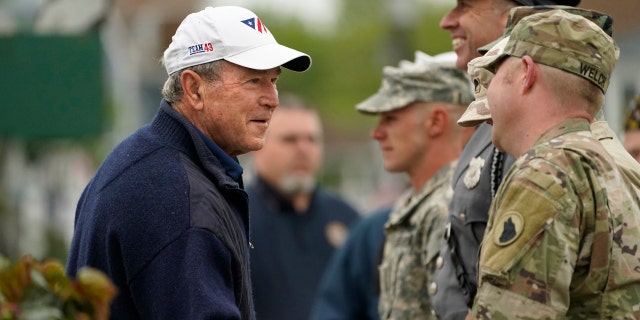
[0, 254, 117, 320]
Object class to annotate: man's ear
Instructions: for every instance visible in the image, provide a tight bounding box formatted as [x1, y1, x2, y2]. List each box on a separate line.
[426, 107, 448, 137]
[521, 56, 537, 94]
[180, 70, 205, 110]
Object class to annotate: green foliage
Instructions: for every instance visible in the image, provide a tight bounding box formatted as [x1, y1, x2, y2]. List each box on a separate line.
[0, 254, 117, 320]
[264, 4, 453, 137]
[412, 8, 456, 56]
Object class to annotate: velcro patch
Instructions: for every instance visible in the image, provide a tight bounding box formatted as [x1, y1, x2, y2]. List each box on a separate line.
[481, 167, 563, 274]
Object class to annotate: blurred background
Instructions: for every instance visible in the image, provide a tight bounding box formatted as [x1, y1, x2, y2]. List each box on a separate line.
[0, 0, 637, 263]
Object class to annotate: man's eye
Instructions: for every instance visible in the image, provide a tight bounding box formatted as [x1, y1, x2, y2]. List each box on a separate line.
[382, 115, 396, 123]
[281, 136, 297, 144]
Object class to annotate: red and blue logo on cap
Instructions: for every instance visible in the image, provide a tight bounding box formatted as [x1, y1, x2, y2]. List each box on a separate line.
[188, 42, 214, 56]
[241, 17, 269, 34]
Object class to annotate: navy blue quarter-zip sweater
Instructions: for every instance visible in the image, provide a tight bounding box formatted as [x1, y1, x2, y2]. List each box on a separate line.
[67, 99, 254, 319]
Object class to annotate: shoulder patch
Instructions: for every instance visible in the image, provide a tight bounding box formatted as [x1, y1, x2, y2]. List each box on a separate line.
[493, 212, 524, 246]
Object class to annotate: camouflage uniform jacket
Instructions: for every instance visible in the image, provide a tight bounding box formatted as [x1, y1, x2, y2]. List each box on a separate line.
[379, 161, 456, 320]
[469, 119, 640, 319]
[591, 120, 640, 188]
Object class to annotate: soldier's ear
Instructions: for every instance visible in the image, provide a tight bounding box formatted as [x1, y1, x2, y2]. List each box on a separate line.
[426, 107, 448, 137]
[521, 56, 537, 95]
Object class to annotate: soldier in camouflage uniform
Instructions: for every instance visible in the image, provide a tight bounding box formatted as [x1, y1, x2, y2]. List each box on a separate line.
[431, 4, 640, 319]
[459, 10, 640, 318]
[355, 52, 474, 319]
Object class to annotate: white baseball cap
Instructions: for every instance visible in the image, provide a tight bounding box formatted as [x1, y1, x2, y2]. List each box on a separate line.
[163, 6, 311, 75]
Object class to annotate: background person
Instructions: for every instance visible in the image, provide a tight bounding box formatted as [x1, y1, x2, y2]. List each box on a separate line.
[356, 52, 474, 319]
[624, 96, 640, 163]
[65, 6, 310, 319]
[247, 94, 360, 320]
[309, 206, 392, 320]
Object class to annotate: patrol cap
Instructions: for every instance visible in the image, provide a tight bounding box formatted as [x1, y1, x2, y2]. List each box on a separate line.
[458, 10, 619, 127]
[163, 6, 311, 75]
[355, 51, 474, 114]
[457, 35, 511, 126]
[478, 6, 613, 55]
[457, 65, 494, 127]
[471, 9, 618, 93]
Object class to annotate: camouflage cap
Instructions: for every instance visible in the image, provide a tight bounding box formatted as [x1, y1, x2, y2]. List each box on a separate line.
[478, 6, 613, 55]
[355, 51, 474, 114]
[471, 9, 619, 94]
[457, 66, 494, 127]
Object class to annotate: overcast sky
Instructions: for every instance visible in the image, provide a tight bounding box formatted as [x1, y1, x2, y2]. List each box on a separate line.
[200, 0, 453, 32]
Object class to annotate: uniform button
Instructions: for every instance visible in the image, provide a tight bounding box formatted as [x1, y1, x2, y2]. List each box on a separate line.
[429, 282, 438, 295]
[459, 213, 467, 222]
[436, 256, 444, 269]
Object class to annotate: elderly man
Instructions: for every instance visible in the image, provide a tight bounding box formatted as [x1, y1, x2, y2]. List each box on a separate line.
[66, 6, 310, 319]
[461, 9, 640, 318]
[357, 52, 474, 319]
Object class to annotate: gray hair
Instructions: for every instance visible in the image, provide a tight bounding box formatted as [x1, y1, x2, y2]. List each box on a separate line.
[161, 60, 225, 104]
[277, 93, 317, 113]
[274, 93, 323, 141]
